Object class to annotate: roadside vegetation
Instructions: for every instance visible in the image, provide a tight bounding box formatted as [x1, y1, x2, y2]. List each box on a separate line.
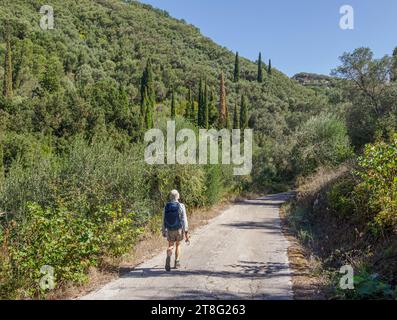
[284, 48, 397, 299]
[0, 1, 396, 299]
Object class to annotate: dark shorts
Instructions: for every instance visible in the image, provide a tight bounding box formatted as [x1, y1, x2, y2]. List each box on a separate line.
[167, 229, 184, 242]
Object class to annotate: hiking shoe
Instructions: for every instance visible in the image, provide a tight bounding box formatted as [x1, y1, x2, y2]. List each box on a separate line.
[165, 256, 171, 272]
[174, 260, 181, 269]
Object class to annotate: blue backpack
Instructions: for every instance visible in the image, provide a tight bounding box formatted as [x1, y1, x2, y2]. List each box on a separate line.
[164, 202, 182, 231]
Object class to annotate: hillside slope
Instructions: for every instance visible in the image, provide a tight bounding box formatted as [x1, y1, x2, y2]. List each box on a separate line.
[0, 0, 343, 299]
[1, 0, 317, 114]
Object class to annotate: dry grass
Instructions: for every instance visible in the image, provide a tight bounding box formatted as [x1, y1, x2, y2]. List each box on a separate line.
[282, 167, 350, 300]
[277, 165, 353, 300]
[279, 206, 328, 300]
[296, 165, 350, 195]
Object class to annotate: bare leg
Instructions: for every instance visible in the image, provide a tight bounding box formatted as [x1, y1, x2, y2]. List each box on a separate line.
[175, 241, 181, 261]
[174, 241, 181, 269]
[167, 241, 175, 257]
[165, 241, 174, 271]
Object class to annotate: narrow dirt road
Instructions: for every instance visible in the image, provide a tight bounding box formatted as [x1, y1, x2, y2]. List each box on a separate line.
[82, 193, 295, 300]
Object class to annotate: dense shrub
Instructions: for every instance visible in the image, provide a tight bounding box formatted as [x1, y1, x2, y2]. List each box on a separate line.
[343, 270, 395, 300]
[327, 177, 357, 219]
[0, 202, 141, 299]
[291, 113, 353, 176]
[355, 135, 397, 231]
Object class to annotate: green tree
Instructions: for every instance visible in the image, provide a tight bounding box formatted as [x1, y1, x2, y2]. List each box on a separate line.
[257, 52, 263, 83]
[140, 59, 155, 129]
[197, 80, 209, 128]
[90, 80, 129, 126]
[197, 79, 203, 127]
[391, 47, 397, 82]
[3, 26, 13, 99]
[240, 95, 248, 130]
[0, 132, 3, 188]
[226, 110, 231, 130]
[170, 88, 176, 119]
[332, 48, 391, 115]
[189, 89, 196, 123]
[184, 88, 191, 119]
[143, 89, 153, 129]
[234, 52, 240, 82]
[233, 101, 239, 129]
[218, 73, 228, 128]
[332, 48, 393, 148]
[40, 55, 63, 93]
[268, 59, 272, 75]
[203, 82, 209, 129]
[208, 89, 218, 127]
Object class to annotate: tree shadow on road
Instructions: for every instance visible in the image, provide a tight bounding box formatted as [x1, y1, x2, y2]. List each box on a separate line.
[157, 288, 291, 300]
[119, 260, 295, 281]
[116, 261, 294, 300]
[221, 218, 282, 232]
[234, 192, 296, 207]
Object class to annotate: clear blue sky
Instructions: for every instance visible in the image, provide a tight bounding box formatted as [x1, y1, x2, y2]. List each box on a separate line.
[140, 0, 397, 76]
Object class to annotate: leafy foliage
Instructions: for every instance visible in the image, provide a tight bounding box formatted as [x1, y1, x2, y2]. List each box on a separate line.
[356, 135, 397, 230]
[0, 202, 141, 298]
[336, 269, 396, 300]
[332, 48, 397, 149]
[291, 113, 353, 176]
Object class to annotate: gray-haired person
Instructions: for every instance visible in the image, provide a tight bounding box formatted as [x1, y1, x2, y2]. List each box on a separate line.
[162, 190, 190, 272]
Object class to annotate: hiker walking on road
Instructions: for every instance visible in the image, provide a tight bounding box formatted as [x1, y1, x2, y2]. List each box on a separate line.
[162, 190, 190, 272]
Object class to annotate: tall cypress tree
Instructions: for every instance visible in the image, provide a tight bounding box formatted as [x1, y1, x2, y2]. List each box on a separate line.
[240, 95, 248, 131]
[208, 89, 218, 127]
[225, 106, 231, 130]
[234, 51, 240, 83]
[257, 52, 263, 83]
[3, 25, 13, 99]
[218, 73, 228, 128]
[142, 88, 153, 129]
[268, 59, 272, 75]
[189, 89, 195, 123]
[233, 101, 240, 129]
[197, 79, 203, 127]
[170, 88, 176, 119]
[197, 80, 209, 128]
[392, 47, 397, 82]
[140, 59, 155, 129]
[203, 82, 209, 129]
[184, 88, 192, 119]
[0, 130, 3, 188]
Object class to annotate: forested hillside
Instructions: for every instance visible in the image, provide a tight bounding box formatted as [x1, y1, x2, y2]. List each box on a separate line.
[0, 0, 396, 299]
[0, 0, 324, 298]
[0, 0, 327, 183]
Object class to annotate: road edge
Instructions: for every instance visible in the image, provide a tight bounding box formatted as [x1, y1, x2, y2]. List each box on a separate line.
[279, 200, 327, 300]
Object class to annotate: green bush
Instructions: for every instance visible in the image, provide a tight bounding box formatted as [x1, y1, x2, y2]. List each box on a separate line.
[327, 178, 356, 218]
[355, 135, 397, 231]
[0, 202, 141, 299]
[204, 165, 224, 206]
[292, 113, 353, 176]
[336, 269, 395, 300]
